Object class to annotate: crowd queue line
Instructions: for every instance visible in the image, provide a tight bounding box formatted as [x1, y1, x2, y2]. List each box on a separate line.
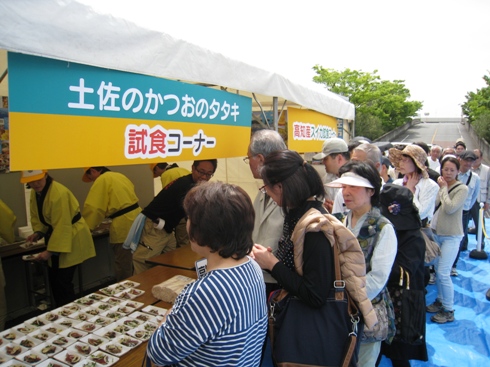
[0, 130, 489, 367]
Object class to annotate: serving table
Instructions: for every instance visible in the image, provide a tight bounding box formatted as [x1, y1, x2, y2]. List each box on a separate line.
[145, 245, 201, 270]
[1, 265, 196, 367]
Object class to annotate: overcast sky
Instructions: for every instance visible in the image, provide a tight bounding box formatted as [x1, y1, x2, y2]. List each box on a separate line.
[82, 0, 490, 118]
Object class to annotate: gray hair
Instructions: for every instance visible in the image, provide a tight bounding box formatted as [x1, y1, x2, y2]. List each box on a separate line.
[249, 129, 286, 157]
[431, 145, 442, 153]
[354, 143, 382, 171]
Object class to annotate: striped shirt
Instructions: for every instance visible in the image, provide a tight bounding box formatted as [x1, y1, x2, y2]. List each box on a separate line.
[148, 258, 267, 367]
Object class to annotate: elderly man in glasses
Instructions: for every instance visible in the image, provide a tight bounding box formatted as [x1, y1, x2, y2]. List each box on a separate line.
[245, 129, 286, 297]
[132, 159, 217, 274]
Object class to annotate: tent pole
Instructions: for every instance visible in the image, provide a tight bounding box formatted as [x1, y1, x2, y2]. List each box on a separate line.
[273, 97, 278, 131]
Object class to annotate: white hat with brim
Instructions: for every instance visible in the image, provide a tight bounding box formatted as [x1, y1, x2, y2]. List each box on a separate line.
[20, 170, 47, 183]
[325, 172, 374, 189]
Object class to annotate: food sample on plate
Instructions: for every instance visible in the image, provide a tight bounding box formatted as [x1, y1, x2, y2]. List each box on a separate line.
[85, 337, 107, 347]
[44, 313, 60, 322]
[78, 323, 97, 332]
[112, 284, 126, 293]
[124, 301, 143, 309]
[83, 308, 100, 317]
[112, 324, 130, 334]
[32, 332, 53, 342]
[93, 303, 112, 312]
[143, 322, 158, 332]
[122, 318, 141, 328]
[103, 344, 123, 355]
[89, 351, 117, 365]
[87, 293, 107, 302]
[141, 305, 167, 317]
[19, 338, 37, 348]
[115, 289, 144, 300]
[119, 281, 139, 289]
[6, 345, 22, 355]
[74, 298, 95, 307]
[16, 325, 36, 334]
[69, 312, 90, 322]
[132, 329, 152, 341]
[93, 327, 121, 341]
[103, 312, 123, 321]
[57, 309, 74, 318]
[90, 317, 112, 327]
[23, 353, 43, 363]
[64, 304, 83, 312]
[99, 287, 117, 297]
[105, 298, 122, 306]
[75, 362, 98, 367]
[43, 360, 66, 367]
[118, 336, 140, 348]
[115, 306, 133, 315]
[73, 343, 92, 355]
[64, 352, 82, 365]
[65, 331, 86, 339]
[43, 325, 66, 335]
[55, 318, 78, 328]
[2, 332, 18, 341]
[39, 344, 58, 355]
[28, 318, 46, 327]
[51, 336, 71, 347]
[131, 312, 153, 323]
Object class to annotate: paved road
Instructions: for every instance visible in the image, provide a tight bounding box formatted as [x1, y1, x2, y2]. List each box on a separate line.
[392, 121, 476, 150]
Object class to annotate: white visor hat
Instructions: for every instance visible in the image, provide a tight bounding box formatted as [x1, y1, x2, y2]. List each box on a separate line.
[325, 172, 374, 189]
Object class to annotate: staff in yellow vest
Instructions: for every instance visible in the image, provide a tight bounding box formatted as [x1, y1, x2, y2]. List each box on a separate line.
[82, 167, 141, 280]
[22, 170, 96, 307]
[0, 199, 15, 330]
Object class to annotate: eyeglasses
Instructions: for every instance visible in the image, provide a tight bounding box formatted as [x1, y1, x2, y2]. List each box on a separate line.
[243, 156, 253, 164]
[195, 168, 214, 178]
[259, 185, 267, 194]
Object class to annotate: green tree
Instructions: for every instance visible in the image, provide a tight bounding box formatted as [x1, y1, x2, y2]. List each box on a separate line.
[312, 67, 423, 140]
[472, 112, 490, 143]
[462, 74, 490, 125]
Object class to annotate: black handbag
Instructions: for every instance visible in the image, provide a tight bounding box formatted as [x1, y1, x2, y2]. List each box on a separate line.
[398, 267, 426, 345]
[268, 243, 363, 367]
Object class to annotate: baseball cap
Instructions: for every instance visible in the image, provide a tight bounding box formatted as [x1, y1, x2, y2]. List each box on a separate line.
[459, 150, 477, 161]
[312, 138, 348, 160]
[20, 170, 47, 183]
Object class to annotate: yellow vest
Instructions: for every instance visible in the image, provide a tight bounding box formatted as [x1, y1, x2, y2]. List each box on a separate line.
[0, 199, 16, 243]
[30, 181, 96, 268]
[82, 171, 141, 243]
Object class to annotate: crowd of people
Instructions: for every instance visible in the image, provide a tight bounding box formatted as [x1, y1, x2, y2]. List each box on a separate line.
[0, 129, 488, 367]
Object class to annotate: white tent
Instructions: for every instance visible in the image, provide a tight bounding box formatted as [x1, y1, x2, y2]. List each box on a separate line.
[0, 0, 354, 121]
[0, 0, 353, 196]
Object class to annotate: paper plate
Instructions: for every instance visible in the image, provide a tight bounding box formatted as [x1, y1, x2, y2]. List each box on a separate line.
[87, 351, 119, 366]
[33, 341, 63, 357]
[54, 349, 85, 366]
[15, 350, 47, 365]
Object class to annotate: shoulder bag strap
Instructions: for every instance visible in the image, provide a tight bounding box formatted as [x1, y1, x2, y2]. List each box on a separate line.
[332, 238, 360, 367]
[434, 183, 462, 213]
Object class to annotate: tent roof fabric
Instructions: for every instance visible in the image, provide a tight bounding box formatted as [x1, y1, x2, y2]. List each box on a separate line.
[0, 0, 354, 120]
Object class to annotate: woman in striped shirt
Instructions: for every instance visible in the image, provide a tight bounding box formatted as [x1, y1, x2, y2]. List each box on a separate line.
[147, 181, 268, 367]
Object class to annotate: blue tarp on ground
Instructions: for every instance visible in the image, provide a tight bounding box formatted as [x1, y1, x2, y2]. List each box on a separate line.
[263, 219, 490, 367]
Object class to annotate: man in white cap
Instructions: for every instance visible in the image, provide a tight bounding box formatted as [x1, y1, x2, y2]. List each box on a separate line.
[313, 138, 350, 212]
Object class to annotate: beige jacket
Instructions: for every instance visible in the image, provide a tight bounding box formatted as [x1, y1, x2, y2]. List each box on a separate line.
[291, 208, 377, 329]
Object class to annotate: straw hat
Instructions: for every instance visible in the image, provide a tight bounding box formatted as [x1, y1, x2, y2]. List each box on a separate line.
[388, 145, 428, 179]
[20, 170, 47, 183]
